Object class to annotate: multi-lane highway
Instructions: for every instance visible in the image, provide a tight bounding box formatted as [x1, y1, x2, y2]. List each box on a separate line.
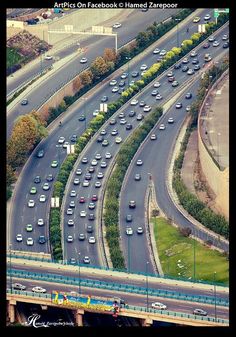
[7, 8, 180, 136]
[9, 9, 210, 254]
[62, 24, 229, 268]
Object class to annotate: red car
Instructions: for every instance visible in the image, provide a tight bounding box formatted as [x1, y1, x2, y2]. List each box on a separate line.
[168, 76, 175, 82]
[203, 42, 210, 49]
[91, 195, 98, 202]
[79, 196, 86, 203]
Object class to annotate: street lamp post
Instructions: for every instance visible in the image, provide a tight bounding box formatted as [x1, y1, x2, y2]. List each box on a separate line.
[193, 232, 196, 282]
[9, 244, 12, 294]
[126, 57, 131, 86]
[146, 261, 149, 312]
[78, 252, 81, 296]
[175, 19, 181, 48]
[214, 271, 217, 322]
[128, 235, 131, 273]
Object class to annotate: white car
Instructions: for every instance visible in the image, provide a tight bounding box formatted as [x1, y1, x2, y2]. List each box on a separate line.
[42, 183, 50, 191]
[115, 137, 122, 144]
[130, 98, 138, 105]
[97, 172, 104, 179]
[151, 302, 167, 310]
[159, 49, 166, 56]
[126, 227, 133, 235]
[70, 190, 77, 197]
[120, 118, 127, 125]
[140, 64, 148, 71]
[213, 40, 220, 47]
[186, 105, 191, 112]
[44, 55, 53, 60]
[80, 210, 87, 217]
[80, 57, 87, 63]
[112, 86, 119, 93]
[26, 237, 34, 246]
[136, 159, 143, 166]
[68, 219, 74, 226]
[95, 181, 101, 188]
[105, 152, 112, 159]
[153, 48, 160, 54]
[39, 195, 46, 202]
[113, 22, 121, 28]
[156, 94, 162, 100]
[93, 109, 100, 116]
[95, 153, 102, 160]
[204, 14, 211, 20]
[28, 200, 35, 208]
[16, 234, 23, 242]
[159, 124, 165, 130]
[83, 256, 90, 264]
[190, 50, 198, 57]
[150, 134, 157, 140]
[153, 81, 161, 88]
[91, 159, 98, 166]
[37, 219, 44, 226]
[32, 286, 46, 293]
[67, 208, 73, 215]
[58, 136, 65, 144]
[63, 141, 69, 149]
[83, 180, 90, 187]
[88, 236, 96, 244]
[187, 69, 194, 75]
[168, 117, 174, 124]
[109, 79, 117, 86]
[143, 105, 151, 112]
[100, 161, 107, 168]
[67, 235, 74, 242]
[76, 168, 82, 175]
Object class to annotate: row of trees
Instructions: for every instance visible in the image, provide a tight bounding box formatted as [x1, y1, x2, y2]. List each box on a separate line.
[172, 62, 229, 240]
[7, 111, 48, 199]
[48, 13, 229, 261]
[104, 107, 163, 269]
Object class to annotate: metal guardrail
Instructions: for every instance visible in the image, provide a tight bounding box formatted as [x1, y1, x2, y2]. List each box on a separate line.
[7, 253, 228, 288]
[7, 269, 228, 306]
[6, 289, 229, 324]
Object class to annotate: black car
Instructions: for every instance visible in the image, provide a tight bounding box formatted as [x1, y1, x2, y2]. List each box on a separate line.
[174, 63, 181, 69]
[97, 136, 104, 143]
[182, 65, 189, 72]
[131, 71, 139, 77]
[129, 200, 136, 208]
[88, 214, 95, 221]
[85, 173, 92, 180]
[223, 42, 229, 48]
[38, 235, 46, 244]
[86, 225, 93, 233]
[37, 150, 44, 158]
[129, 110, 136, 117]
[192, 58, 199, 64]
[101, 95, 108, 102]
[46, 174, 53, 182]
[194, 64, 201, 71]
[126, 214, 132, 222]
[34, 176, 41, 184]
[126, 123, 133, 130]
[70, 134, 77, 142]
[78, 233, 85, 241]
[185, 92, 192, 99]
[78, 115, 86, 121]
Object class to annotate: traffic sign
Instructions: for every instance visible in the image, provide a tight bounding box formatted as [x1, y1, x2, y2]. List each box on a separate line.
[214, 12, 219, 18]
[225, 8, 229, 13]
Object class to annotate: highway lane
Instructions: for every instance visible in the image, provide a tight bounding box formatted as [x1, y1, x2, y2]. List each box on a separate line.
[9, 10, 209, 253]
[9, 262, 229, 299]
[7, 278, 229, 320]
[119, 50, 229, 273]
[7, 8, 181, 136]
[62, 15, 225, 267]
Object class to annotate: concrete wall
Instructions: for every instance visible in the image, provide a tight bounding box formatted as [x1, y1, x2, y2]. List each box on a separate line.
[7, 20, 24, 28]
[10, 8, 47, 22]
[198, 73, 229, 219]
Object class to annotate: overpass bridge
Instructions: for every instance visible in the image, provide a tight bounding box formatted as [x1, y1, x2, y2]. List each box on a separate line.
[7, 291, 229, 327]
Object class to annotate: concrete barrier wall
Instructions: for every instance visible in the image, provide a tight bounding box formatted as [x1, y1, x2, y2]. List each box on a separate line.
[9, 8, 47, 22]
[198, 73, 229, 219]
[7, 20, 25, 28]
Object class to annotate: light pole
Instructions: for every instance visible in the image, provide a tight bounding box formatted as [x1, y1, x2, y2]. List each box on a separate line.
[78, 252, 81, 296]
[193, 232, 196, 282]
[9, 244, 12, 294]
[128, 235, 130, 273]
[146, 261, 149, 312]
[175, 18, 181, 48]
[213, 271, 217, 322]
[126, 57, 131, 86]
